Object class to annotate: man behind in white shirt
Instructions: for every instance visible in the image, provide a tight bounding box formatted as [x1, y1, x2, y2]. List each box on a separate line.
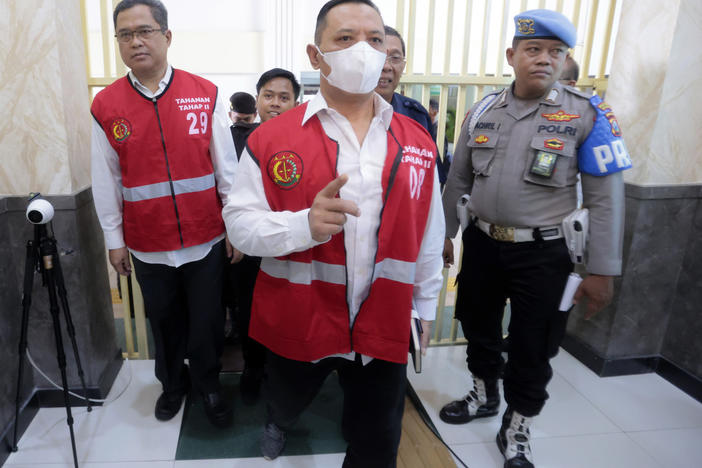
[90, 0, 237, 428]
[223, 0, 444, 464]
[227, 68, 301, 406]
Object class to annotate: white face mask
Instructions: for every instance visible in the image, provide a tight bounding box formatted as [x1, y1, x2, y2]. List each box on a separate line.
[316, 41, 387, 94]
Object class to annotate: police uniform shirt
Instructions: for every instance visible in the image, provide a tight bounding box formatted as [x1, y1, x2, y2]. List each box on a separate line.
[442, 82, 626, 276]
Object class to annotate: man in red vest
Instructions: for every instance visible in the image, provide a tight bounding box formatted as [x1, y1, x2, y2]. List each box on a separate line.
[223, 0, 444, 465]
[91, 0, 237, 428]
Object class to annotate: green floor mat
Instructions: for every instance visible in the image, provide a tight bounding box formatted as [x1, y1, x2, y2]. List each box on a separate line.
[175, 372, 347, 460]
[439, 305, 510, 339]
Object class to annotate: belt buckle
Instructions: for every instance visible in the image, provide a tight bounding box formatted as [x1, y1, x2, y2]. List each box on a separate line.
[489, 224, 515, 242]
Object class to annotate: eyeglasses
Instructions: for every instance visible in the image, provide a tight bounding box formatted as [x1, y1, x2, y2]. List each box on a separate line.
[386, 55, 406, 66]
[115, 27, 165, 43]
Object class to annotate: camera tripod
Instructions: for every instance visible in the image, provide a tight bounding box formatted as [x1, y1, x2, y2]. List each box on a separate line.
[12, 222, 92, 468]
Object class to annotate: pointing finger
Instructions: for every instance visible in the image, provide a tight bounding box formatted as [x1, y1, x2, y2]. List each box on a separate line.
[326, 198, 360, 217]
[318, 174, 350, 199]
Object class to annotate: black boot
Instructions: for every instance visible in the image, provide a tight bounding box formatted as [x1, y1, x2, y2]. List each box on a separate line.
[496, 406, 534, 468]
[439, 377, 500, 424]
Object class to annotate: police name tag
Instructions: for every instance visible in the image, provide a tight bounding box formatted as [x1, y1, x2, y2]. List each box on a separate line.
[530, 151, 558, 177]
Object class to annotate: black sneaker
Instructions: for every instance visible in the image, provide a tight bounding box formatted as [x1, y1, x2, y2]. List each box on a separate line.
[261, 422, 286, 460]
[439, 377, 500, 424]
[202, 391, 233, 428]
[496, 406, 534, 468]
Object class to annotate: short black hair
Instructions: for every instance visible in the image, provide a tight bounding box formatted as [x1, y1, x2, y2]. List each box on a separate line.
[429, 99, 438, 111]
[384, 25, 405, 57]
[113, 0, 168, 30]
[560, 56, 580, 82]
[230, 92, 257, 114]
[256, 68, 301, 100]
[314, 0, 382, 45]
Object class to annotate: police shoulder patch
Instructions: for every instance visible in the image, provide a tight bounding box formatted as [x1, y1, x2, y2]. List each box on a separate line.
[577, 95, 632, 176]
[267, 151, 303, 189]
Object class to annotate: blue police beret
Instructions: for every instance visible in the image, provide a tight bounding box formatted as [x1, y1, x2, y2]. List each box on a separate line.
[513, 9, 576, 48]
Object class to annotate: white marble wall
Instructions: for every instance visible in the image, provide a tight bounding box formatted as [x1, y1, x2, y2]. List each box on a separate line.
[0, 0, 90, 196]
[608, 0, 702, 185]
[1, 0, 699, 192]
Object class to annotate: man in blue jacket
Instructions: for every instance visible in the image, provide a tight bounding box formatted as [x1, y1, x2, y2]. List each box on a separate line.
[375, 25, 456, 187]
[375, 26, 435, 141]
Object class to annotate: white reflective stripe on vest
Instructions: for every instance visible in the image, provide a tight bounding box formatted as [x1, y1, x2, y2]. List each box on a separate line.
[260, 258, 346, 286]
[122, 173, 215, 202]
[260, 257, 416, 287]
[371, 258, 416, 285]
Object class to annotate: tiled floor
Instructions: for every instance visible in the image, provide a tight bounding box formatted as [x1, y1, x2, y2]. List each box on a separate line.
[410, 346, 702, 468]
[5, 347, 702, 468]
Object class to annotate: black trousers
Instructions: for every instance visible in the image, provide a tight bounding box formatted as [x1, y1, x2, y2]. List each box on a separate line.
[455, 223, 572, 417]
[224, 255, 266, 369]
[265, 351, 407, 468]
[132, 240, 226, 394]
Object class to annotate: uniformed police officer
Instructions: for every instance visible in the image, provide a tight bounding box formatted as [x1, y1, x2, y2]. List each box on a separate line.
[441, 9, 631, 468]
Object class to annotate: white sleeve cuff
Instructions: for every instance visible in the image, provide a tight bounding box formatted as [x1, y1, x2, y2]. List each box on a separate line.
[415, 297, 437, 321]
[104, 229, 125, 250]
[288, 208, 328, 252]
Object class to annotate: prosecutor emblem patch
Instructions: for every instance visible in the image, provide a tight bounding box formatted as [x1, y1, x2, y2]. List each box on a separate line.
[267, 151, 303, 189]
[544, 138, 565, 151]
[111, 118, 132, 142]
[541, 110, 580, 122]
[474, 134, 489, 144]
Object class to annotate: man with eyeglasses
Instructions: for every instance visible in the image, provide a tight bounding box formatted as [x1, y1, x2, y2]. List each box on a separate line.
[375, 26, 435, 141]
[91, 0, 237, 428]
[375, 26, 451, 191]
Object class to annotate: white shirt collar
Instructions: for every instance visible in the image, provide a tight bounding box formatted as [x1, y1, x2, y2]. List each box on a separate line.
[302, 90, 394, 130]
[129, 65, 172, 97]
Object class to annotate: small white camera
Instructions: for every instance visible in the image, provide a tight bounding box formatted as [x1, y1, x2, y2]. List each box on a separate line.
[26, 198, 55, 225]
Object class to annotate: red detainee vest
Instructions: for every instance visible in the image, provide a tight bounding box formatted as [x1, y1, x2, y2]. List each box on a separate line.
[246, 103, 436, 363]
[91, 69, 224, 252]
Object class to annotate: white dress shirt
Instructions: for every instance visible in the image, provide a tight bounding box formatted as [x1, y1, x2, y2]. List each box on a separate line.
[91, 65, 237, 267]
[223, 91, 445, 362]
